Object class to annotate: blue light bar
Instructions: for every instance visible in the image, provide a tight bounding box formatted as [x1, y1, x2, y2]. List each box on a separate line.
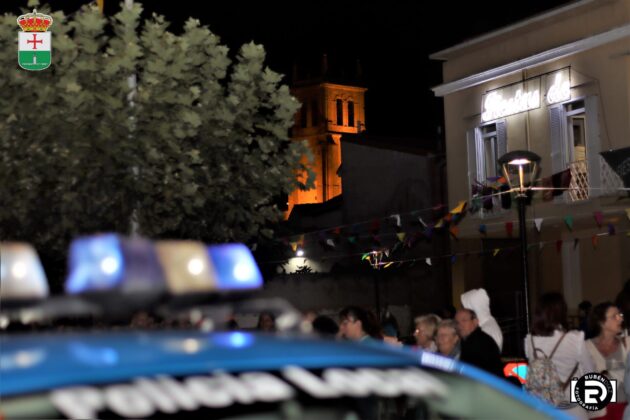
[0, 243, 49, 300]
[207, 244, 263, 290]
[66, 234, 125, 294]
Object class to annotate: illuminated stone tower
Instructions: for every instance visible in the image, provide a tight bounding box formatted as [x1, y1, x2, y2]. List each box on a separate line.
[287, 57, 367, 217]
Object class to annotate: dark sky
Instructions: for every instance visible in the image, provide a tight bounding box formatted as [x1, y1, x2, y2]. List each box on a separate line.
[4, 0, 575, 139]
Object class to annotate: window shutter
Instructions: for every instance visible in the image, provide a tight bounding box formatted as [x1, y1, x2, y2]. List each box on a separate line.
[549, 106, 566, 175]
[585, 96, 602, 197]
[467, 129, 479, 197]
[496, 120, 508, 161]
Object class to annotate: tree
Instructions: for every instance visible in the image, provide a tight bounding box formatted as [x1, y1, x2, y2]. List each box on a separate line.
[0, 2, 312, 289]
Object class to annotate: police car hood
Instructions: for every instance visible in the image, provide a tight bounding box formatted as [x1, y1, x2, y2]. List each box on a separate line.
[0, 330, 423, 396]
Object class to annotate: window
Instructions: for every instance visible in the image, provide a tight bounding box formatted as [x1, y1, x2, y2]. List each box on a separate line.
[480, 124, 501, 180]
[467, 120, 507, 216]
[336, 99, 343, 125]
[549, 97, 600, 201]
[311, 99, 319, 127]
[347, 101, 355, 127]
[300, 101, 308, 128]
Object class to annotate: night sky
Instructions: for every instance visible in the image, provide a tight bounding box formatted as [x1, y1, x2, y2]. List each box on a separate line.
[4, 0, 575, 139]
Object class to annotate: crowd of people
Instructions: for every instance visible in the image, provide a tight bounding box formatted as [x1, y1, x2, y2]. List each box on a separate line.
[273, 281, 630, 420]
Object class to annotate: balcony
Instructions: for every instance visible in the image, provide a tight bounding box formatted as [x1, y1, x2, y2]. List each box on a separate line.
[567, 157, 625, 202]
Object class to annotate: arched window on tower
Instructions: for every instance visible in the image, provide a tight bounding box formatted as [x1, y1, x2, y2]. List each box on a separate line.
[336, 99, 343, 126]
[347, 101, 355, 127]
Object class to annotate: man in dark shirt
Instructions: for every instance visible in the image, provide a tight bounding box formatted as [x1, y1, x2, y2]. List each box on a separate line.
[455, 308, 504, 378]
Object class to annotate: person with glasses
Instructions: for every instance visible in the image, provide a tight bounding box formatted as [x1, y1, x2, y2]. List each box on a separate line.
[586, 302, 629, 420]
[338, 306, 382, 342]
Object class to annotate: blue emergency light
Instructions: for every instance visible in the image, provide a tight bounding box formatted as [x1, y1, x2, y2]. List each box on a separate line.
[65, 234, 126, 294]
[65, 235, 262, 296]
[207, 244, 263, 290]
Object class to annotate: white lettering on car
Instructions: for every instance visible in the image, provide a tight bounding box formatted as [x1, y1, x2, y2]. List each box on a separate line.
[49, 367, 448, 418]
[50, 386, 104, 419]
[105, 384, 155, 418]
[282, 366, 340, 399]
[239, 372, 295, 402]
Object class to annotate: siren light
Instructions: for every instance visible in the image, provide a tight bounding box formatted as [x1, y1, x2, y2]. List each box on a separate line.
[0, 242, 49, 301]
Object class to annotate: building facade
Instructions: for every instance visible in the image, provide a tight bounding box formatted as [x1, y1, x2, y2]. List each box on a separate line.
[431, 0, 630, 325]
[287, 80, 367, 216]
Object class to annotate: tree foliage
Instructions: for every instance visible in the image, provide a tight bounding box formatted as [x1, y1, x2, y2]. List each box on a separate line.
[0, 2, 312, 286]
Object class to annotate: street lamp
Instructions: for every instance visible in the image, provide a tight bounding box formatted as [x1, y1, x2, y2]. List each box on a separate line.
[498, 150, 541, 334]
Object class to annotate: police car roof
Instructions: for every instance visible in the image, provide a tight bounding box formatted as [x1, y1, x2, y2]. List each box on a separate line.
[1, 330, 419, 397]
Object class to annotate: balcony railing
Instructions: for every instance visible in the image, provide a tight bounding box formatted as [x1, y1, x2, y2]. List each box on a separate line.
[567, 156, 625, 202]
[568, 160, 589, 202]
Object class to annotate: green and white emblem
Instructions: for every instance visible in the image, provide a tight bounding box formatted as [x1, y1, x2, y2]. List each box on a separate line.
[17, 10, 53, 71]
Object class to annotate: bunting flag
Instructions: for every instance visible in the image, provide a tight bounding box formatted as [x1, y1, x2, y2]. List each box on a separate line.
[505, 222, 514, 237]
[493, 249, 500, 257]
[534, 218, 543, 233]
[434, 219, 444, 229]
[451, 255, 457, 264]
[325, 238, 336, 248]
[564, 215, 574, 231]
[391, 214, 401, 227]
[290, 242, 298, 252]
[451, 201, 467, 214]
[418, 217, 427, 227]
[542, 169, 572, 201]
[396, 232, 406, 242]
[250, 243, 258, 252]
[425, 258, 432, 266]
[347, 236, 357, 244]
[449, 225, 459, 239]
[574, 238, 579, 250]
[332, 227, 341, 235]
[594, 211, 604, 228]
[556, 240, 563, 253]
[479, 224, 487, 235]
[384, 262, 394, 268]
[608, 224, 616, 236]
[592, 235, 599, 249]
[361, 253, 370, 261]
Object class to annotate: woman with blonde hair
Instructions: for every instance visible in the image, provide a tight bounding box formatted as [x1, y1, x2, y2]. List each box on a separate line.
[413, 314, 441, 352]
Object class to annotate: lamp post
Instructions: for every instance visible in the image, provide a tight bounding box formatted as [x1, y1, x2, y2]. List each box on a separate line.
[498, 151, 541, 334]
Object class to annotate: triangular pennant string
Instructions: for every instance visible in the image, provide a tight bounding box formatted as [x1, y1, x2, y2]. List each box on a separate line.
[534, 218, 543, 233]
[425, 258, 432, 266]
[594, 211, 604, 228]
[396, 232, 406, 242]
[493, 249, 500, 257]
[564, 215, 574, 231]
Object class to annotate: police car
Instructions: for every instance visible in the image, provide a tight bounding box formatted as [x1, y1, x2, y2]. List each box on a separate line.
[0, 235, 571, 419]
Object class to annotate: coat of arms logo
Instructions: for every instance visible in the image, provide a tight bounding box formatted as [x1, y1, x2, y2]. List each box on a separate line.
[17, 9, 53, 71]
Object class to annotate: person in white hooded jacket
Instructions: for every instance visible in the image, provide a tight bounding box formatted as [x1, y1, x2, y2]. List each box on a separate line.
[461, 288, 503, 352]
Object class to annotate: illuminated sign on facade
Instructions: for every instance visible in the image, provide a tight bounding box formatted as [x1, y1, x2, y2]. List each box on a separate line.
[481, 68, 571, 122]
[545, 68, 571, 105]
